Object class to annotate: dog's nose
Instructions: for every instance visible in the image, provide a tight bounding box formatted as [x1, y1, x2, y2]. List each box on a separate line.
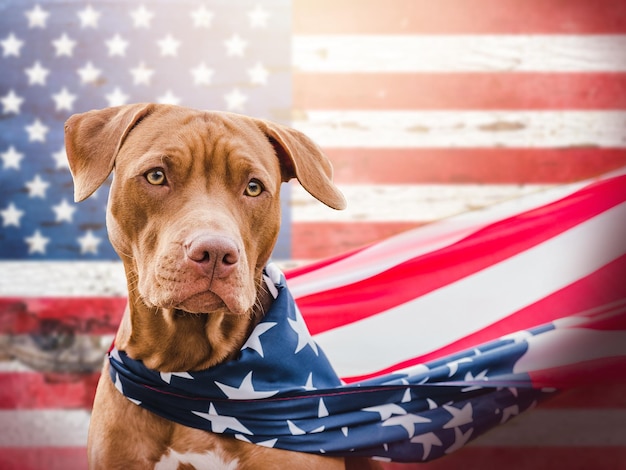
[185, 234, 239, 278]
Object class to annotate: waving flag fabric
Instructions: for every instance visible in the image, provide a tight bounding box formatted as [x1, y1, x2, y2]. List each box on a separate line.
[1, 0, 626, 469]
[108, 238, 626, 462]
[109, 266, 550, 462]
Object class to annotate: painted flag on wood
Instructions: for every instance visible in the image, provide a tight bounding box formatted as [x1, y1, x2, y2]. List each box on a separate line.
[1, 0, 626, 469]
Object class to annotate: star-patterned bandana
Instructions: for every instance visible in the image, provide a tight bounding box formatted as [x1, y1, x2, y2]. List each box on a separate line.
[109, 264, 550, 462]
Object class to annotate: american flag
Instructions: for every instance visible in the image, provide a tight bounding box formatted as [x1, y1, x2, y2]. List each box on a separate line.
[1, 0, 626, 469]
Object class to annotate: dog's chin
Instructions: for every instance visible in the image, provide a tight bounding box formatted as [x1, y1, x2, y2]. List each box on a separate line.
[172, 290, 253, 316]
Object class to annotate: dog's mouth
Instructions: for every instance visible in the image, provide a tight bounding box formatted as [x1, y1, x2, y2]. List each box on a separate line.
[172, 290, 230, 315]
[145, 279, 256, 317]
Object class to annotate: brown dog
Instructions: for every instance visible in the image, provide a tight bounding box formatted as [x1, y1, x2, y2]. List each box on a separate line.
[65, 104, 380, 469]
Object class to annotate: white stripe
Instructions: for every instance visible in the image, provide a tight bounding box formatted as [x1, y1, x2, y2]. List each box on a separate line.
[293, 35, 626, 73]
[291, 183, 554, 222]
[314, 201, 626, 377]
[293, 111, 626, 148]
[288, 178, 592, 297]
[0, 408, 623, 448]
[0, 261, 126, 297]
[0, 410, 89, 447]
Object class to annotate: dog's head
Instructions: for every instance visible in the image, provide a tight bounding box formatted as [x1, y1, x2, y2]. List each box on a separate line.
[64, 103, 345, 317]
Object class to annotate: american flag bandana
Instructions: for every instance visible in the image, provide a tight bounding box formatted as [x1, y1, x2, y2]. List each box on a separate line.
[110, 264, 558, 462]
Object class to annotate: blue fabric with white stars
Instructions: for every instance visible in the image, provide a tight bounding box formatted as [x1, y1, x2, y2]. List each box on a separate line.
[109, 265, 551, 462]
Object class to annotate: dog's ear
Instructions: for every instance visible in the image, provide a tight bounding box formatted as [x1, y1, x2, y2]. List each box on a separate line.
[254, 119, 346, 210]
[64, 103, 155, 202]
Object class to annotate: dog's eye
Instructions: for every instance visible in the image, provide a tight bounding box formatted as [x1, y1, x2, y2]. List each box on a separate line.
[244, 179, 264, 197]
[145, 169, 166, 186]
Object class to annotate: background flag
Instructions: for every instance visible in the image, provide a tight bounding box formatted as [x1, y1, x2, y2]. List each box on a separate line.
[1, 1, 626, 469]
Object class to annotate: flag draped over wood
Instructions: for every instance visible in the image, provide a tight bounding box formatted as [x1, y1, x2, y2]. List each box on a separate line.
[1, 0, 626, 469]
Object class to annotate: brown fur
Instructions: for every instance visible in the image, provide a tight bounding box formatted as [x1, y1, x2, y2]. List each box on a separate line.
[64, 104, 380, 469]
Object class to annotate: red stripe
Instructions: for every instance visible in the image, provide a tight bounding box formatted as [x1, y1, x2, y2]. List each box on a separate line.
[0, 373, 98, 410]
[529, 356, 626, 388]
[295, 73, 626, 111]
[325, 148, 626, 185]
[380, 447, 626, 470]
[0, 298, 125, 334]
[299, 175, 626, 336]
[341, 254, 626, 383]
[294, 0, 626, 34]
[0, 449, 87, 470]
[292, 222, 422, 260]
[1, 446, 625, 470]
[543, 383, 626, 409]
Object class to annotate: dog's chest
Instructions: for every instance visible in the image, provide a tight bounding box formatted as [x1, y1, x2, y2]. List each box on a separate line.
[155, 448, 239, 470]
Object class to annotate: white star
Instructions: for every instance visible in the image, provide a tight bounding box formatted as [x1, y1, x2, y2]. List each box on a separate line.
[190, 5, 213, 28]
[445, 426, 473, 454]
[130, 62, 154, 85]
[410, 432, 443, 461]
[77, 230, 102, 255]
[1, 33, 24, 57]
[105, 87, 129, 107]
[1, 90, 23, 114]
[287, 308, 318, 355]
[190, 62, 214, 86]
[1, 203, 24, 227]
[25, 119, 49, 142]
[248, 62, 269, 86]
[443, 403, 473, 429]
[113, 372, 141, 405]
[241, 322, 276, 358]
[192, 403, 252, 434]
[25, 61, 50, 86]
[105, 34, 129, 57]
[1, 146, 23, 170]
[52, 87, 77, 112]
[215, 371, 278, 400]
[382, 413, 431, 438]
[248, 5, 270, 28]
[77, 61, 102, 84]
[25, 5, 50, 29]
[52, 33, 77, 57]
[78, 5, 100, 28]
[234, 434, 277, 448]
[362, 403, 407, 420]
[52, 147, 69, 169]
[446, 357, 472, 377]
[318, 398, 329, 418]
[160, 371, 193, 384]
[302, 372, 316, 391]
[25, 174, 49, 198]
[224, 88, 247, 112]
[224, 34, 247, 57]
[461, 369, 489, 392]
[157, 34, 180, 57]
[156, 90, 180, 105]
[52, 199, 76, 223]
[500, 404, 519, 424]
[25, 230, 50, 255]
[465, 369, 488, 382]
[130, 5, 154, 28]
[287, 420, 306, 435]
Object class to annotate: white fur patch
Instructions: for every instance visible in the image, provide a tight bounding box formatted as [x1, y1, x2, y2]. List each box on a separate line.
[155, 448, 239, 470]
